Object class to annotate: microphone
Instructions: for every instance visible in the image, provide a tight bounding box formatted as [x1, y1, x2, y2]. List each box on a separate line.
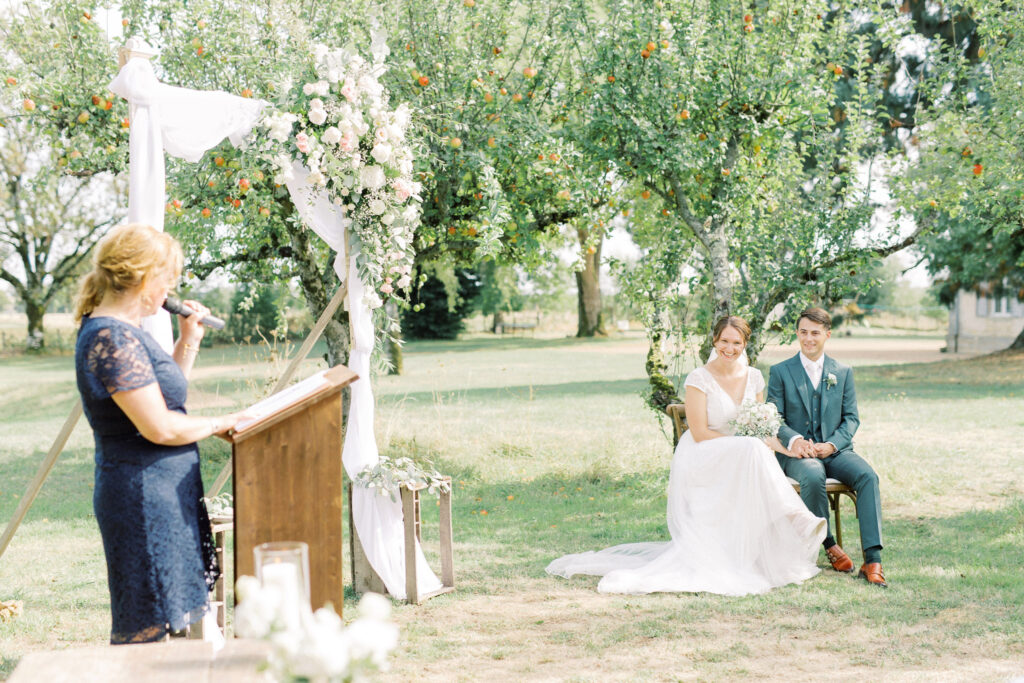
[162, 296, 226, 330]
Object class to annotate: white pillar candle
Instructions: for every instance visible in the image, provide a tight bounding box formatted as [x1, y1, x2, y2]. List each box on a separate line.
[260, 562, 304, 633]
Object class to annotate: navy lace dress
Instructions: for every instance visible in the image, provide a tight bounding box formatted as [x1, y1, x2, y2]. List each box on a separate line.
[75, 315, 219, 644]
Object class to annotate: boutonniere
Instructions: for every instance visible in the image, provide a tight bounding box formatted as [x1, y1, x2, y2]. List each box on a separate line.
[825, 372, 837, 389]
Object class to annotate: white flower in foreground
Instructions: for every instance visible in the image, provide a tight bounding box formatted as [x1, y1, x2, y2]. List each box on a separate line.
[357, 592, 392, 621]
[360, 165, 386, 191]
[265, 112, 298, 142]
[371, 142, 392, 164]
[358, 74, 384, 99]
[308, 107, 327, 125]
[369, 198, 387, 215]
[322, 126, 342, 145]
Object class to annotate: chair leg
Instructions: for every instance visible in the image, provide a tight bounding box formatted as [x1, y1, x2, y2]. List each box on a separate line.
[831, 492, 843, 549]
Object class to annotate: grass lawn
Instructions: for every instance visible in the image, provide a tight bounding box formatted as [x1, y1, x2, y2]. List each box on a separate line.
[1, 332, 1022, 681]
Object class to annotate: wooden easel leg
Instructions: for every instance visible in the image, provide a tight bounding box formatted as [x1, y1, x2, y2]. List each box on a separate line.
[206, 283, 348, 497]
[401, 487, 419, 604]
[0, 401, 83, 562]
[439, 487, 454, 588]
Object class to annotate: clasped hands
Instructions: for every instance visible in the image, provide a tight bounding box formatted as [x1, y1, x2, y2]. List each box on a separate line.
[790, 437, 835, 459]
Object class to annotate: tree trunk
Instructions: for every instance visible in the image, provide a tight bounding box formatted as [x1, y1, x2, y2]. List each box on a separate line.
[699, 225, 732, 361]
[645, 328, 682, 412]
[24, 297, 46, 351]
[576, 232, 605, 337]
[285, 216, 350, 368]
[492, 310, 505, 334]
[1009, 324, 1024, 350]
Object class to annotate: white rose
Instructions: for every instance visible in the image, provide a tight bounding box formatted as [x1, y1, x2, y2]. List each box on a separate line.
[397, 274, 411, 289]
[314, 81, 330, 96]
[308, 108, 327, 126]
[371, 142, 392, 164]
[360, 165, 386, 191]
[369, 198, 387, 215]
[358, 74, 384, 99]
[381, 212, 395, 226]
[322, 126, 342, 145]
[309, 98, 324, 111]
[307, 170, 326, 186]
[302, 83, 316, 96]
[364, 291, 383, 309]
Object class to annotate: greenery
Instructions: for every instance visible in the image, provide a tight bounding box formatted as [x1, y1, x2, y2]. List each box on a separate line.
[2, 335, 1023, 679]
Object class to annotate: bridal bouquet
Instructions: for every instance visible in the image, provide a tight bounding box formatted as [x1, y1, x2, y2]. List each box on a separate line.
[730, 400, 782, 440]
[258, 28, 420, 308]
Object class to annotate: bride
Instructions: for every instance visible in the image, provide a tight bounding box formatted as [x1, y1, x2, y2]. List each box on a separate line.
[547, 315, 826, 596]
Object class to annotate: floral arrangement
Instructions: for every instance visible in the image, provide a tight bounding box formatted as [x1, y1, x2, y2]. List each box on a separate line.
[730, 400, 782, 440]
[257, 26, 420, 310]
[825, 372, 837, 389]
[203, 492, 233, 518]
[235, 577, 398, 682]
[355, 456, 450, 502]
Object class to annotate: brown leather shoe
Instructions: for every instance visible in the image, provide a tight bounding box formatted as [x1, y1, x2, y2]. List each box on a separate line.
[825, 545, 854, 572]
[858, 562, 887, 587]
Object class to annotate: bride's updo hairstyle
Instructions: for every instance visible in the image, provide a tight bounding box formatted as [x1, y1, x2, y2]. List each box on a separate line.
[73, 223, 183, 324]
[712, 315, 752, 345]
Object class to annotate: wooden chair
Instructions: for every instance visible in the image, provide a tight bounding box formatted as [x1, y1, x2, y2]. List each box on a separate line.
[665, 403, 858, 548]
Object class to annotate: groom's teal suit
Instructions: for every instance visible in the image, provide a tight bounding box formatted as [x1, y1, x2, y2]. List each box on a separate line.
[766, 354, 883, 553]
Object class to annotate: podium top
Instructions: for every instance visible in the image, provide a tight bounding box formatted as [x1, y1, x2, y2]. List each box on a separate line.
[226, 364, 357, 442]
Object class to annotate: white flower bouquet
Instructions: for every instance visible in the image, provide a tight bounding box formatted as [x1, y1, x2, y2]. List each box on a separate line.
[258, 29, 420, 309]
[729, 400, 782, 440]
[234, 577, 398, 682]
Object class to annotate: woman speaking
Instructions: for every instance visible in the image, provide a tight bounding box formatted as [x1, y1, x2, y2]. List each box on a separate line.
[73, 223, 245, 644]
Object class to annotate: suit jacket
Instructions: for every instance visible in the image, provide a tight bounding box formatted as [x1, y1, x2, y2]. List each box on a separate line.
[766, 353, 860, 453]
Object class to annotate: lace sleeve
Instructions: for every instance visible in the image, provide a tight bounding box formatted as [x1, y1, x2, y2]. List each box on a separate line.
[85, 325, 157, 395]
[750, 368, 766, 396]
[683, 367, 710, 394]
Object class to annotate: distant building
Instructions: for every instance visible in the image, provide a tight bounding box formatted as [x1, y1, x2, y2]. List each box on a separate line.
[946, 289, 1024, 353]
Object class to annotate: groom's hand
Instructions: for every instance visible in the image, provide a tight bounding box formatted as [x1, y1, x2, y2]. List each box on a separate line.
[812, 442, 836, 458]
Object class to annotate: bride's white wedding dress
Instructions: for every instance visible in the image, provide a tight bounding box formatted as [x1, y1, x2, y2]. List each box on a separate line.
[546, 366, 826, 596]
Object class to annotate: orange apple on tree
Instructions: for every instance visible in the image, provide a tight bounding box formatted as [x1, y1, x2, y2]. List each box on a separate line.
[418, 76, 429, 87]
[22, 98, 35, 111]
[201, 207, 212, 217]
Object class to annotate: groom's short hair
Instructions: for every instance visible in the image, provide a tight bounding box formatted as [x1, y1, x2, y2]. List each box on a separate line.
[797, 307, 832, 330]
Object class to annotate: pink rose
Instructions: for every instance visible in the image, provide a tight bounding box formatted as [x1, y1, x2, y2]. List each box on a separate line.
[393, 179, 411, 202]
[339, 131, 356, 153]
[380, 283, 394, 295]
[341, 79, 358, 103]
[295, 132, 310, 154]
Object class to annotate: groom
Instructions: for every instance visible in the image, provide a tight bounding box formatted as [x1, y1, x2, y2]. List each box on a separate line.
[766, 308, 886, 587]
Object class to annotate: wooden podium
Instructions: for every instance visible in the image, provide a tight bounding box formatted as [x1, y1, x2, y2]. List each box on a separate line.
[226, 365, 357, 613]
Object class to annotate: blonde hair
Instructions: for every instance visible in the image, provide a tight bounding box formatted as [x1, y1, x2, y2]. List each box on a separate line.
[73, 223, 183, 324]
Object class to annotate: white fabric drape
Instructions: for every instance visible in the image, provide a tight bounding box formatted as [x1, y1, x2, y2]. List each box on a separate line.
[286, 165, 442, 600]
[109, 57, 264, 352]
[111, 54, 439, 600]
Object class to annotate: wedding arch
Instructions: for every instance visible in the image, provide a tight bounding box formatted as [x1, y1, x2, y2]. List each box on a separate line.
[0, 36, 440, 601]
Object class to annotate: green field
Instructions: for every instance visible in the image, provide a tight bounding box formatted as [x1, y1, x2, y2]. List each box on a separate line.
[1, 333, 1023, 681]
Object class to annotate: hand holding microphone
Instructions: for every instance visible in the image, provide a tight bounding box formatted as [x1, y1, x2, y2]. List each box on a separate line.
[162, 296, 226, 330]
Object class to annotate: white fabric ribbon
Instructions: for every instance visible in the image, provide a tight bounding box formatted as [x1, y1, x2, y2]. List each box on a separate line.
[109, 57, 264, 352]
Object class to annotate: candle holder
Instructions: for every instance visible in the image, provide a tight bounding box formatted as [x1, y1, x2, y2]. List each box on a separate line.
[254, 541, 311, 633]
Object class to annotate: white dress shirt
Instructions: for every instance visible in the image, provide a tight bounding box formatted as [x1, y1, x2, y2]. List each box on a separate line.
[800, 353, 824, 389]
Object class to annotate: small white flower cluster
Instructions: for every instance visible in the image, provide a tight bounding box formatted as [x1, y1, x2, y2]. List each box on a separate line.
[355, 456, 451, 502]
[235, 577, 398, 682]
[259, 38, 420, 307]
[729, 400, 782, 440]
